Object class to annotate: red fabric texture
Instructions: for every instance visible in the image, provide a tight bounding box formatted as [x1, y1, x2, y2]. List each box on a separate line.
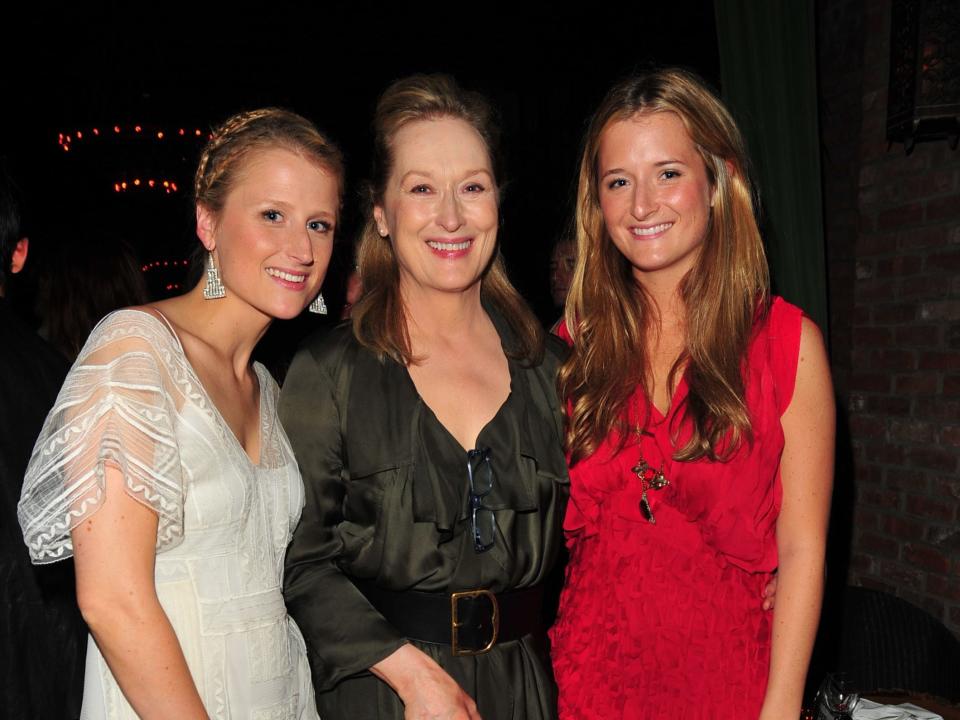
[550, 297, 804, 719]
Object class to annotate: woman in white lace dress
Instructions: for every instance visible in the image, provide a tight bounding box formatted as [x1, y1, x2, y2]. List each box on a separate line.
[17, 109, 342, 720]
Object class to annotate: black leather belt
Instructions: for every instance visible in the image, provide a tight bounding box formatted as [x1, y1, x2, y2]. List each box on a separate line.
[354, 579, 544, 656]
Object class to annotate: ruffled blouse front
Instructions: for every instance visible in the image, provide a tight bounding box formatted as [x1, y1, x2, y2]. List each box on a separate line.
[280, 322, 569, 720]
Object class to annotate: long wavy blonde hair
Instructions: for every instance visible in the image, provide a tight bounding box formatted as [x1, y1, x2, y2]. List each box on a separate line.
[559, 68, 770, 465]
[351, 74, 544, 366]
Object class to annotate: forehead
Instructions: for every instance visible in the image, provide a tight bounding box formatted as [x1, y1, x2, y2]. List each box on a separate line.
[230, 146, 338, 195]
[389, 117, 493, 174]
[598, 111, 699, 164]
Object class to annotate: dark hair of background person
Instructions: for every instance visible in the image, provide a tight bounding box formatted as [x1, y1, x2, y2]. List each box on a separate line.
[37, 234, 149, 362]
[0, 156, 87, 720]
[351, 73, 545, 367]
[0, 159, 22, 289]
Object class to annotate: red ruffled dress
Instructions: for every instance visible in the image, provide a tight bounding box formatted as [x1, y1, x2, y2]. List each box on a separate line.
[550, 297, 803, 720]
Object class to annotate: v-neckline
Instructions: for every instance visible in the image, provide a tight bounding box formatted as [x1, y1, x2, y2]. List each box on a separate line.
[649, 371, 688, 422]
[405, 363, 515, 454]
[142, 308, 266, 468]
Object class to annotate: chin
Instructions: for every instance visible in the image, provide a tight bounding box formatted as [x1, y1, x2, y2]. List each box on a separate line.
[266, 302, 309, 321]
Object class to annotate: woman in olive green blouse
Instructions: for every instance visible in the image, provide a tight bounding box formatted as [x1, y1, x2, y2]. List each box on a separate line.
[279, 75, 569, 719]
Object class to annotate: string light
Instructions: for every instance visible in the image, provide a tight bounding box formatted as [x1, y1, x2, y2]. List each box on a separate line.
[57, 123, 208, 151]
[141, 259, 191, 272]
[114, 179, 179, 193]
[57, 124, 199, 194]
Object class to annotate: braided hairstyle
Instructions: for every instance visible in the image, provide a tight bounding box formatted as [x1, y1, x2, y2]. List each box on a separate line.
[194, 108, 344, 221]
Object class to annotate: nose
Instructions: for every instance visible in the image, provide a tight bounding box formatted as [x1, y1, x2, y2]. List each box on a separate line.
[632, 182, 658, 220]
[436, 190, 465, 232]
[289, 225, 315, 265]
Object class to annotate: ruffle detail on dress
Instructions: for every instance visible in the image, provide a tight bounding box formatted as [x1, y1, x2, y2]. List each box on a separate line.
[551, 518, 773, 719]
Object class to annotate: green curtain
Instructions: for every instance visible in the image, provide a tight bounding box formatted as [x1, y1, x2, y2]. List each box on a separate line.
[714, 0, 829, 332]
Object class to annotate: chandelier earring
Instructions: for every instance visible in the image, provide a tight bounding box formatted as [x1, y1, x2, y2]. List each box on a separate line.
[308, 292, 328, 315]
[203, 252, 225, 299]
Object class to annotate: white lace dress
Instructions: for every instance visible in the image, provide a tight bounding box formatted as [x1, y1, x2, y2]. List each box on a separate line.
[18, 310, 319, 720]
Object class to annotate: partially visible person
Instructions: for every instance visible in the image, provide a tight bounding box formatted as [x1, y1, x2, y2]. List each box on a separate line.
[0, 159, 87, 720]
[550, 69, 833, 720]
[548, 234, 575, 310]
[339, 264, 363, 320]
[38, 234, 148, 362]
[18, 109, 343, 719]
[281, 74, 568, 720]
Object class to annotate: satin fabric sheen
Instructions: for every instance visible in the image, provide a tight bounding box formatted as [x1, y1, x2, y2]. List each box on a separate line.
[280, 319, 569, 719]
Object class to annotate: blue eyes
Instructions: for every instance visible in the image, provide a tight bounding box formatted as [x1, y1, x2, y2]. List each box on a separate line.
[262, 210, 331, 233]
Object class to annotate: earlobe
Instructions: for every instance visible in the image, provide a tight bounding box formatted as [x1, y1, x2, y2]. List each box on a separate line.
[10, 237, 28, 274]
[196, 204, 217, 251]
[373, 206, 389, 237]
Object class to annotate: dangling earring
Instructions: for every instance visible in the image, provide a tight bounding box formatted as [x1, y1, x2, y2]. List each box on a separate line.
[203, 252, 225, 299]
[308, 292, 327, 315]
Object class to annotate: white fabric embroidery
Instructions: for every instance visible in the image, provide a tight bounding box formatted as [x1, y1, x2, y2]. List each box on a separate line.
[18, 309, 319, 720]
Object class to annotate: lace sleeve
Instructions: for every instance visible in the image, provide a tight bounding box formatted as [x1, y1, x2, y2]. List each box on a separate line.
[18, 310, 186, 564]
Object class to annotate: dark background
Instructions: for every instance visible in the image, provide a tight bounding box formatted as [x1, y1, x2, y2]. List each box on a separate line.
[1, 1, 721, 326]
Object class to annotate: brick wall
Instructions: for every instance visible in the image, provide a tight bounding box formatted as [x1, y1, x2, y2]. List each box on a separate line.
[819, 0, 960, 637]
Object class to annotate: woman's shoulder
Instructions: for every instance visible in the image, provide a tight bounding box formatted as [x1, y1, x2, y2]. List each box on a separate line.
[762, 295, 807, 330]
[752, 296, 808, 415]
[540, 332, 569, 375]
[281, 323, 375, 410]
[79, 307, 183, 366]
[292, 322, 365, 374]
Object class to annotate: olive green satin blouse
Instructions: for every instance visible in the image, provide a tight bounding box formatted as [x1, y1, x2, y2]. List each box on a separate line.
[279, 322, 569, 719]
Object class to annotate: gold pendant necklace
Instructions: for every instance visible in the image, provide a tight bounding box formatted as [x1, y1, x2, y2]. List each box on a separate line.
[631, 425, 669, 524]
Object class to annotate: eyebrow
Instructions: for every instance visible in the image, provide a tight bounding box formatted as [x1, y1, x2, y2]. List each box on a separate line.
[398, 168, 494, 184]
[600, 159, 688, 179]
[258, 198, 336, 218]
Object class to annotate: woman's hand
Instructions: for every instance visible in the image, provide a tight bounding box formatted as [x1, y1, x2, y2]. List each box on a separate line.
[762, 573, 778, 611]
[372, 644, 481, 720]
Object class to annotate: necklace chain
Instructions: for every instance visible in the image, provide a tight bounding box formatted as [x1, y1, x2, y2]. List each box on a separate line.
[631, 424, 669, 524]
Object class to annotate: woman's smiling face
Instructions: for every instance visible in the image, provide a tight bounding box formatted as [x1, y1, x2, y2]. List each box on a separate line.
[597, 111, 714, 289]
[374, 116, 499, 302]
[198, 147, 339, 320]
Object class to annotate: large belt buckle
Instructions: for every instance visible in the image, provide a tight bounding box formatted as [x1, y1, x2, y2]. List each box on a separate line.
[450, 589, 499, 656]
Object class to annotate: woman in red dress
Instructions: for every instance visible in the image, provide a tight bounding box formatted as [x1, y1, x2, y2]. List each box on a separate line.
[549, 68, 834, 719]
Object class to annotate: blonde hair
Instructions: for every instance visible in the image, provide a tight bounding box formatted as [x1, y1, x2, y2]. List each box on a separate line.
[194, 108, 344, 216]
[352, 74, 543, 366]
[559, 68, 770, 464]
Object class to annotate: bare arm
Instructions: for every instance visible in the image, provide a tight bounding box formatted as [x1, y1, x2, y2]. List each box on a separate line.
[758, 318, 834, 719]
[72, 467, 207, 719]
